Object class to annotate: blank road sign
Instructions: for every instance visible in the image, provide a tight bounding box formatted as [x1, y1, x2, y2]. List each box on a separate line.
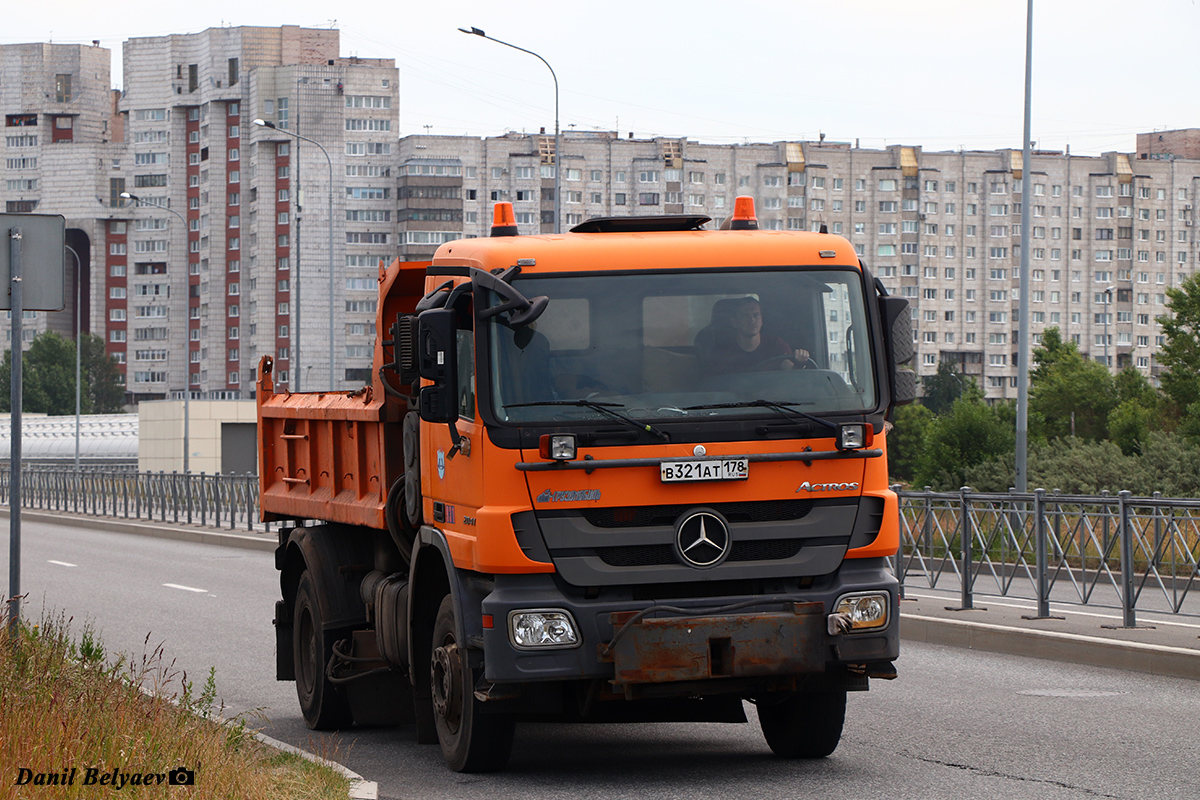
[0, 213, 66, 311]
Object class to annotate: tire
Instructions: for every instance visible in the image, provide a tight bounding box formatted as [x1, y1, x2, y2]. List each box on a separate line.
[756, 689, 846, 758]
[293, 571, 353, 730]
[430, 595, 515, 772]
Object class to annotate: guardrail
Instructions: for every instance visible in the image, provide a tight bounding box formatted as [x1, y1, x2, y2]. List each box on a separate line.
[895, 486, 1200, 624]
[4, 469, 1198, 622]
[0, 466, 269, 533]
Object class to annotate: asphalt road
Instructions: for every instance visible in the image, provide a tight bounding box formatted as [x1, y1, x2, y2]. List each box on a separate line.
[7, 519, 1200, 800]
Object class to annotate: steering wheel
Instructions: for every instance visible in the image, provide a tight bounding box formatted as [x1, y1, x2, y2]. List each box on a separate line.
[756, 354, 818, 371]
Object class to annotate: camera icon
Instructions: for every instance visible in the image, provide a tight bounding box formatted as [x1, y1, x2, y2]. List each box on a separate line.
[168, 767, 195, 786]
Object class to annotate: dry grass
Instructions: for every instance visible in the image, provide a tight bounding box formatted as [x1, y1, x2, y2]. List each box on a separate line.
[0, 611, 350, 799]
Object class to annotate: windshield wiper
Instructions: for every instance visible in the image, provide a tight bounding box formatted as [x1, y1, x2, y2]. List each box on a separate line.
[504, 400, 670, 441]
[682, 399, 838, 431]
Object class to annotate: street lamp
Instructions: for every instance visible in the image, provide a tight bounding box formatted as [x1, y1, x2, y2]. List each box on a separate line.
[121, 191, 192, 474]
[65, 244, 82, 473]
[1103, 284, 1115, 372]
[459, 26, 562, 234]
[254, 118, 336, 391]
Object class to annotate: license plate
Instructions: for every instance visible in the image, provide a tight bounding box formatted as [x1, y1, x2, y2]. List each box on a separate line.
[660, 459, 749, 482]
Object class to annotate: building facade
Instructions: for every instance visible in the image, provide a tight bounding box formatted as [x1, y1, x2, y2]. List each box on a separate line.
[1, 41, 121, 354]
[3, 27, 1198, 406]
[1, 27, 397, 403]
[393, 133, 1200, 400]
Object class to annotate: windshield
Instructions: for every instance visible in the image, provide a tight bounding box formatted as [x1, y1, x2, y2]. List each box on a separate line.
[488, 268, 877, 424]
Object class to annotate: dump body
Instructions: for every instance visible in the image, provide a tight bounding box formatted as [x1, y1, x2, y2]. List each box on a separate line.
[258, 259, 427, 527]
[262, 206, 912, 772]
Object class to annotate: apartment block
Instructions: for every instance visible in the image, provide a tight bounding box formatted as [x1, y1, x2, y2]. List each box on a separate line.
[0, 41, 122, 353]
[1, 27, 397, 405]
[117, 26, 398, 398]
[394, 133, 1200, 400]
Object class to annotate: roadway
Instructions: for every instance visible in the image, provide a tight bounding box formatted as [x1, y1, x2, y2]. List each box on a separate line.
[5, 515, 1200, 800]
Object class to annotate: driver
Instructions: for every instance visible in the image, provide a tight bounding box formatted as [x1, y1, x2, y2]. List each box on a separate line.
[708, 296, 810, 373]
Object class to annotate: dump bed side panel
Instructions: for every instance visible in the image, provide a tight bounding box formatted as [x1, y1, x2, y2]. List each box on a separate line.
[256, 259, 429, 528]
[257, 366, 390, 527]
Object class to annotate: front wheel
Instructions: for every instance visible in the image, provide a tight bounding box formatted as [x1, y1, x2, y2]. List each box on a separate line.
[430, 595, 515, 772]
[756, 689, 846, 758]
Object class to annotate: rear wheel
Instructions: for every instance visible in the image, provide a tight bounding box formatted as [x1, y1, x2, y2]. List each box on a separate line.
[430, 595, 515, 772]
[756, 689, 846, 758]
[294, 571, 353, 729]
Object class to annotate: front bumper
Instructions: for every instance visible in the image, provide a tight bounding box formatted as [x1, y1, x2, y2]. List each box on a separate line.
[479, 558, 898, 688]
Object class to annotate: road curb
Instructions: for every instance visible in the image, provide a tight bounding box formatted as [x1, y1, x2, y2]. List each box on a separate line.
[900, 612, 1200, 681]
[0, 507, 276, 552]
[252, 731, 378, 800]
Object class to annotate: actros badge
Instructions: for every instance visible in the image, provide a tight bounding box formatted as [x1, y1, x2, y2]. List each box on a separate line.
[674, 509, 731, 568]
[796, 481, 860, 493]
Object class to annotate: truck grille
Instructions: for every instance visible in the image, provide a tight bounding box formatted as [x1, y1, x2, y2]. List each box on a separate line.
[599, 538, 805, 567]
[581, 499, 814, 529]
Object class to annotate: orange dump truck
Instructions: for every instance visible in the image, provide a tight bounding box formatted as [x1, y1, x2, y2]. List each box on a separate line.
[259, 198, 915, 772]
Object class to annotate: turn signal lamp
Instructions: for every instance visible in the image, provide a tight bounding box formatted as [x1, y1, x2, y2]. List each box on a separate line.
[730, 196, 758, 230]
[491, 201, 519, 237]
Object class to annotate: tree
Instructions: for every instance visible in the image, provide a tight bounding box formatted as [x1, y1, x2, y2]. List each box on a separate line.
[887, 403, 934, 485]
[919, 361, 973, 416]
[1157, 273, 1200, 416]
[915, 394, 1015, 490]
[1107, 400, 1155, 456]
[1113, 365, 1158, 409]
[1028, 327, 1116, 442]
[80, 333, 125, 413]
[0, 331, 124, 415]
[26, 330, 77, 415]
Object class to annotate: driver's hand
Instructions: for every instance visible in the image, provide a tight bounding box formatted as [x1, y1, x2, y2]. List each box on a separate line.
[794, 348, 810, 362]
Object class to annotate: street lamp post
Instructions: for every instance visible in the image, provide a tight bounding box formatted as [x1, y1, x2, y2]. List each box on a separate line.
[121, 192, 191, 473]
[1015, 0, 1034, 493]
[1103, 284, 1115, 372]
[65, 245, 82, 473]
[254, 118, 336, 391]
[459, 26, 561, 234]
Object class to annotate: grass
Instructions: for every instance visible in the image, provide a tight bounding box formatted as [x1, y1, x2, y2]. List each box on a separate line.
[0, 610, 350, 799]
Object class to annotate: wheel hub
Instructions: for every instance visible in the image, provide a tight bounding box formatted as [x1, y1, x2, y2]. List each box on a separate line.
[431, 640, 462, 732]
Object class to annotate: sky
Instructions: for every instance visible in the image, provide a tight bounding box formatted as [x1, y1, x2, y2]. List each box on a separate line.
[4, 0, 1197, 156]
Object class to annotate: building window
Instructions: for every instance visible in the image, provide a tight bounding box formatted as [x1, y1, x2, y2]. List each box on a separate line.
[55, 74, 72, 102]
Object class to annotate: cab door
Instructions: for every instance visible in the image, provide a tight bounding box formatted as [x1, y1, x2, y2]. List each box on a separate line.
[421, 303, 486, 564]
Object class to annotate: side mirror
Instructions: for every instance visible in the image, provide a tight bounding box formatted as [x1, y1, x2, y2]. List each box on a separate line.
[417, 308, 458, 423]
[879, 295, 916, 406]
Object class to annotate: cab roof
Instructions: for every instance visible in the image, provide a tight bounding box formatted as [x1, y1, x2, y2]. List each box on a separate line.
[431, 225, 862, 276]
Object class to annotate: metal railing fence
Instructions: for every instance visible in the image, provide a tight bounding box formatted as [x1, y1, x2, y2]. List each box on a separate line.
[0, 466, 269, 534]
[895, 486, 1200, 625]
[4, 468, 1199, 623]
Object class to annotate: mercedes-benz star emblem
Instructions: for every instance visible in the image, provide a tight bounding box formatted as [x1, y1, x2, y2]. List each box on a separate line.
[674, 509, 731, 568]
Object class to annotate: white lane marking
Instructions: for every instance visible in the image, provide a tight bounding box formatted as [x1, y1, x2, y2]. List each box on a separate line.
[47, 560, 77, 567]
[163, 583, 207, 594]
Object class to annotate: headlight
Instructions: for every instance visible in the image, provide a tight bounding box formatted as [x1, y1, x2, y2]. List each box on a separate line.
[539, 433, 577, 461]
[836, 423, 872, 450]
[831, 592, 889, 632]
[508, 609, 580, 649]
